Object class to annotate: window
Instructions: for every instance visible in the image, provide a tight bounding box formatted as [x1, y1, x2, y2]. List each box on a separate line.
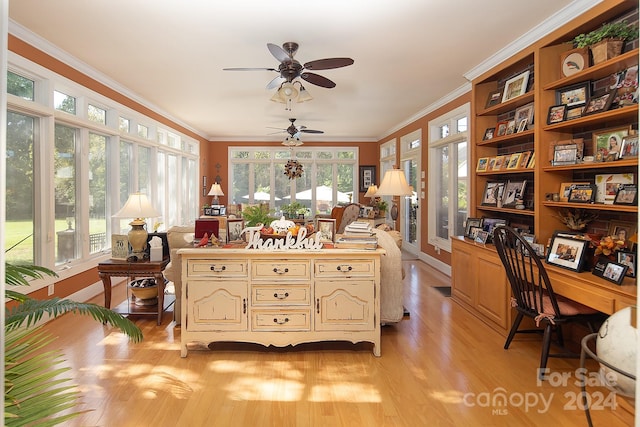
[7, 70, 34, 100]
[88, 133, 109, 254]
[138, 124, 149, 138]
[119, 117, 130, 133]
[87, 103, 106, 124]
[54, 123, 79, 264]
[428, 104, 470, 252]
[229, 147, 357, 216]
[54, 90, 76, 114]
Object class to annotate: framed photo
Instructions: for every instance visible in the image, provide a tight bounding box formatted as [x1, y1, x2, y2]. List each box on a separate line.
[487, 157, 497, 171]
[584, 89, 616, 115]
[481, 181, 505, 206]
[549, 138, 584, 162]
[558, 182, 589, 202]
[546, 233, 589, 272]
[617, 251, 636, 278]
[502, 70, 530, 102]
[468, 226, 483, 240]
[465, 218, 483, 238]
[492, 156, 505, 170]
[552, 144, 578, 165]
[219, 206, 227, 216]
[560, 48, 589, 77]
[514, 102, 535, 127]
[547, 104, 567, 124]
[592, 257, 628, 285]
[521, 233, 536, 245]
[210, 207, 221, 216]
[476, 157, 489, 172]
[482, 127, 495, 140]
[506, 153, 521, 170]
[359, 165, 376, 192]
[516, 119, 528, 133]
[501, 180, 527, 208]
[593, 126, 629, 157]
[226, 218, 245, 242]
[518, 151, 531, 169]
[482, 218, 508, 237]
[527, 152, 535, 168]
[568, 184, 596, 203]
[595, 173, 634, 204]
[111, 234, 129, 260]
[613, 183, 638, 205]
[316, 218, 336, 243]
[485, 90, 502, 109]
[496, 121, 509, 137]
[505, 120, 516, 135]
[556, 82, 590, 107]
[565, 106, 584, 120]
[608, 221, 637, 246]
[474, 230, 490, 244]
[500, 154, 511, 170]
[620, 135, 639, 158]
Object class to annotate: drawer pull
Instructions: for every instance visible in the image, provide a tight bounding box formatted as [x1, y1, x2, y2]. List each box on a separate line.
[273, 317, 290, 324]
[316, 298, 320, 313]
[274, 292, 289, 299]
[337, 265, 353, 272]
[210, 265, 226, 272]
[273, 267, 289, 274]
[243, 298, 247, 314]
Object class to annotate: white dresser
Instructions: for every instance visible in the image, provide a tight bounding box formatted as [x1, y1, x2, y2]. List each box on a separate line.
[178, 248, 383, 356]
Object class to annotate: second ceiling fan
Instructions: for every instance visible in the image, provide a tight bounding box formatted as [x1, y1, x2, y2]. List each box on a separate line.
[270, 118, 324, 147]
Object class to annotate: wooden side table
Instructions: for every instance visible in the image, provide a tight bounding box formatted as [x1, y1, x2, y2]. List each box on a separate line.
[98, 257, 171, 325]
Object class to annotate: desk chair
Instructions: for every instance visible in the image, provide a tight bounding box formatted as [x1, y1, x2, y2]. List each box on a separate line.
[492, 226, 603, 379]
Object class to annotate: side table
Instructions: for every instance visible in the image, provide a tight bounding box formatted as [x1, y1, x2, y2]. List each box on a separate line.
[98, 257, 171, 325]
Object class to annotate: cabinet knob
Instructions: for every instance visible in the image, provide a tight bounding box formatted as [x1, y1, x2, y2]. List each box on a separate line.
[273, 267, 289, 274]
[274, 292, 289, 299]
[273, 317, 290, 324]
[210, 265, 226, 272]
[337, 265, 353, 272]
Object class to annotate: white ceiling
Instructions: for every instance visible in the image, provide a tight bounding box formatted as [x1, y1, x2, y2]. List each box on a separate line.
[9, 0, 591, 142]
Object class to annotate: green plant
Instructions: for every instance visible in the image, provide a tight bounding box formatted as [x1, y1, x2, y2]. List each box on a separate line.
[241, 204, 275, 226]
[5, 262, 143, 426]
[573, 21, 638, 48]
[375, 199, 388, 212]
[280, 202, 305, 218]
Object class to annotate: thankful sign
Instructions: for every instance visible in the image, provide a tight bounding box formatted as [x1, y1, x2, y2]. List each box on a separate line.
[243, 227, 324, 250]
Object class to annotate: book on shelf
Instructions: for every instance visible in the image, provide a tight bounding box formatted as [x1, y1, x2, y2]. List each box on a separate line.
[334, 236, 378, 250]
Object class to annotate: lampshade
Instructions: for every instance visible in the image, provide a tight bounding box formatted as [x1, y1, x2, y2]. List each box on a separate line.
[282, 135, 303, 147]
[208, 183, 224, 205]
[113, 192, 160, 258]
[364, 184, 378, 198]
[297, 85, 313, 102]
[376, 169, 412, 196]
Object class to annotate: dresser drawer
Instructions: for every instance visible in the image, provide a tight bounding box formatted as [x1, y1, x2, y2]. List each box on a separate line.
[252, 309, 311, 331]
[252, 285, 310, 306]
[315, 259, 375, 277]
[252, 260, 310, 280]
[187, 259, 248, 278]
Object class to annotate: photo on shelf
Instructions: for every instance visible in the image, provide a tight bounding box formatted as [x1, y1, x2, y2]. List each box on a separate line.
[546, 232, 589, 272]
[547, 104, 567, 124]
[481, 181, 505, 207]
[565, 106, 584, 120]
[516, 119, 528, 133]
[514, 102, 535, 127]
[558, 182, 589, 202]
[595, 173, 634, 204]
[617, 251, 636, 278]
[487, 157, 497, 171]
[527, 152, 535, 168]
[612, 65, 638, 107]
[552, 144, 578, 165]
[476, 157, 489, 172]
[556, 81, 590, 107]
[502, 70, 530, 102]
[620, 135, 639, 158]
[584, 88, 616, 115]
[518, 151, 532, 169]
[592, 257, 628, 285]
[465, 218, 483, 238]
[496, 121, 509, 137]
[567, 184, 596, 203]
[506, 153, 521, 169]
[593, 126, 630, 157]
[493, 156, 505, 170]
[500, 154, 512, 170]
[474, 230, 490, 244]
[468, 226, 483, 240]
[482, 218, 508, 238]
[485, 90, 502, 109]
[482, 127, 495, 140]
[501, 180, 527, 208]
[613, 184, 638, 205]
[505, 120, 516, 135]
[549, 138, 584, 162]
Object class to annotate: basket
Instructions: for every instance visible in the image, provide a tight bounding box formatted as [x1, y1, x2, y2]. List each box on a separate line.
[128, 278, 158, 305]
[590, 39, 624, 64]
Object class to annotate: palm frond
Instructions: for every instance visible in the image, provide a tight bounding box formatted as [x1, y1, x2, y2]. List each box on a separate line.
[6, 263, 57, 287]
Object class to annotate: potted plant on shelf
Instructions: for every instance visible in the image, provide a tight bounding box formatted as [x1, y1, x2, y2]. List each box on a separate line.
[572, 21, 638, 64]
[280, 202, 305, 219]
[241, 204, 275, 227]
[374, 199, 388, 217]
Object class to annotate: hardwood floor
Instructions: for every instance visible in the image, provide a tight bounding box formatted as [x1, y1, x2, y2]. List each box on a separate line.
[40, 259, 632, 426]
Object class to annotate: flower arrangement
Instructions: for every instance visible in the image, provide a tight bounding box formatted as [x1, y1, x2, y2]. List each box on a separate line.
[555, 208, 598, 231]
[592, 235, 626, 256]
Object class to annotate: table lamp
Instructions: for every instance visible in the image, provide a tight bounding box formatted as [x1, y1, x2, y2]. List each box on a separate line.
[375, 167, 413, 220]
[364, 184, 379, 207]
[208, 183, 224, 205]
[113, 192, 161, 259]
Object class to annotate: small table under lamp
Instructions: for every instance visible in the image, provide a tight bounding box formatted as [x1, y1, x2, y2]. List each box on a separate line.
[375, 168, 413, 221]
[208, 183, 224, 205]
[113, 192, 161, 259]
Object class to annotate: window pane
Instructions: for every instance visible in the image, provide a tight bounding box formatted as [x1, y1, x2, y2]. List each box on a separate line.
[89, 133, 108, 254]
[455, 141, 468, 236]
[457, 117, 468, 133]
[337, 164, 354, 204]
[138, 146, 151, 194]
[54, 91, 76, 114]
[7, 71, 34, 100]
[6, 111, 35, 263]
[231, 162, 249, 205]
[157, 151, 166, 222]
[119, 117, 130, 133]
[54, 124, 78, 264]
[138, 124, 148, 138]
[440, 124, 450, 139]
[167, 154, 178, 226]
[117, 141, 133, 233]
[435, 145, 449, 240]
[88, 104, 106, 124]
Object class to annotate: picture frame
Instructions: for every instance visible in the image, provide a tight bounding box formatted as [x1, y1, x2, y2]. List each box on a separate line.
[620, 135, 639, 158]
[502, 70, 530, 102]
[496, 121, 509, 137]
[584, 89, 616, 115]
[516, 119, 528, 133]
[567, 183, 596, 203]
[595, 173, 634, 204]
[482, 218, 508, 238]
[556, 81, 590, 107]
[592, 257, 628, 285]
[500, 154, 511, 170]
[505, 120, 516, 135]
[514, 102, 535, 127]
[560, 48, 589, 77]
[613, 183, 638, 205]
[565, 106, 584, 120]
[518, 151, 531, 169]
[501, 180, 527, 208]
[210, 207, 221, 216]
[552, 144, 578, 165]
[316, 218, 336, 243]
[487, 157, 497, 171]
[485, 90, 502, 109]
[111, 234, 129, 260]
[549, 138, 584, 162]
[226, 218, 245, 242]
[474, 230, 490, 244]
[468, 226, 483, 240]
[481, 181, 505, 206]
[359, 165, 376, 192]
[617, 251, 636, 278]
[547, 104, 567, 124]
[482, 127, 495, 140]
[593, 126, 629, 157]
[218, 206, 227, 216]
[465, 218, 483, 238]
[546, 232, 589, 272]
[526, 152, 535, 168]
[492, 155, 505, 170]
[506, 153, 521, 170]
[476, 157, 489, 172]
[558, 182, 589, 202]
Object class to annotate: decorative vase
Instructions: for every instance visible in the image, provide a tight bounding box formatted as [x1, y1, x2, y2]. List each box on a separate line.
[590, 39, 624, 64]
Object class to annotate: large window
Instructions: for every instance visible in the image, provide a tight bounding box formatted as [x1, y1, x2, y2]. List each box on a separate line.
[229, 147, 357, 216]
[428, 104, 470, 252]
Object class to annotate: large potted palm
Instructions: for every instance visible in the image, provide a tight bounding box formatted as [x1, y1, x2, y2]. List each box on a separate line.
[5, 262, 142, 426]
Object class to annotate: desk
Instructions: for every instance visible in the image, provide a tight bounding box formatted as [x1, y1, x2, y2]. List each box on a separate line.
[98, 257, 171, 325]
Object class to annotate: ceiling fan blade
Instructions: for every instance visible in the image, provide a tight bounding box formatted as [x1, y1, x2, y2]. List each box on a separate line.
[267, 43, 290, 63]
[223, 67, 278, 72]
[299, 129, 324, 134]
[301, 72, 336, 88]
[304, 58, 354, 70]
[266, 75, 285, 89]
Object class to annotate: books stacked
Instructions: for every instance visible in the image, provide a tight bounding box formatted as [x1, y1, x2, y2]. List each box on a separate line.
[336, 221, 378, 249]
[344, 221, 374, 236]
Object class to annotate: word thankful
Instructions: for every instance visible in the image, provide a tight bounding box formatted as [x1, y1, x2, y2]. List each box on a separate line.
[243, 227, 324, 250]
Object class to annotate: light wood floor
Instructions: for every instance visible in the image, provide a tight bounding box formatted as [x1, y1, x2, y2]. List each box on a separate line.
[40, 259, 632, 426]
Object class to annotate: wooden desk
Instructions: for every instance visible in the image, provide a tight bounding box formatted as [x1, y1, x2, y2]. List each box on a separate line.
[98, 257, 171, 325]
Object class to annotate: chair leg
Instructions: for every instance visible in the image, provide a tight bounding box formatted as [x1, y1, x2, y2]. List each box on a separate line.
[539, 323, 553, 380]
[555, 325, 564, 347]
[504, 312, 524, 350]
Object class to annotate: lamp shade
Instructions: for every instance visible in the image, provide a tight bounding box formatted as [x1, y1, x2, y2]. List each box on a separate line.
[207, 183, 224, 197]
[297, 85, 313, 102]
[376, 169, 412, 196]
[113, 192, 160, 219]
[364, 184, 378, 198]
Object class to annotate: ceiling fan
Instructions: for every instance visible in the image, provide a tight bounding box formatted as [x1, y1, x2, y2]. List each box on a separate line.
[269, 118, 324, 147]
[224, 42, 354, 89]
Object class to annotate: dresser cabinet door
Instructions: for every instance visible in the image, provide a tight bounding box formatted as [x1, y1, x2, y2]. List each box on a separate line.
[314, 280, 374, 331]
[187, 280, 248, 331]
